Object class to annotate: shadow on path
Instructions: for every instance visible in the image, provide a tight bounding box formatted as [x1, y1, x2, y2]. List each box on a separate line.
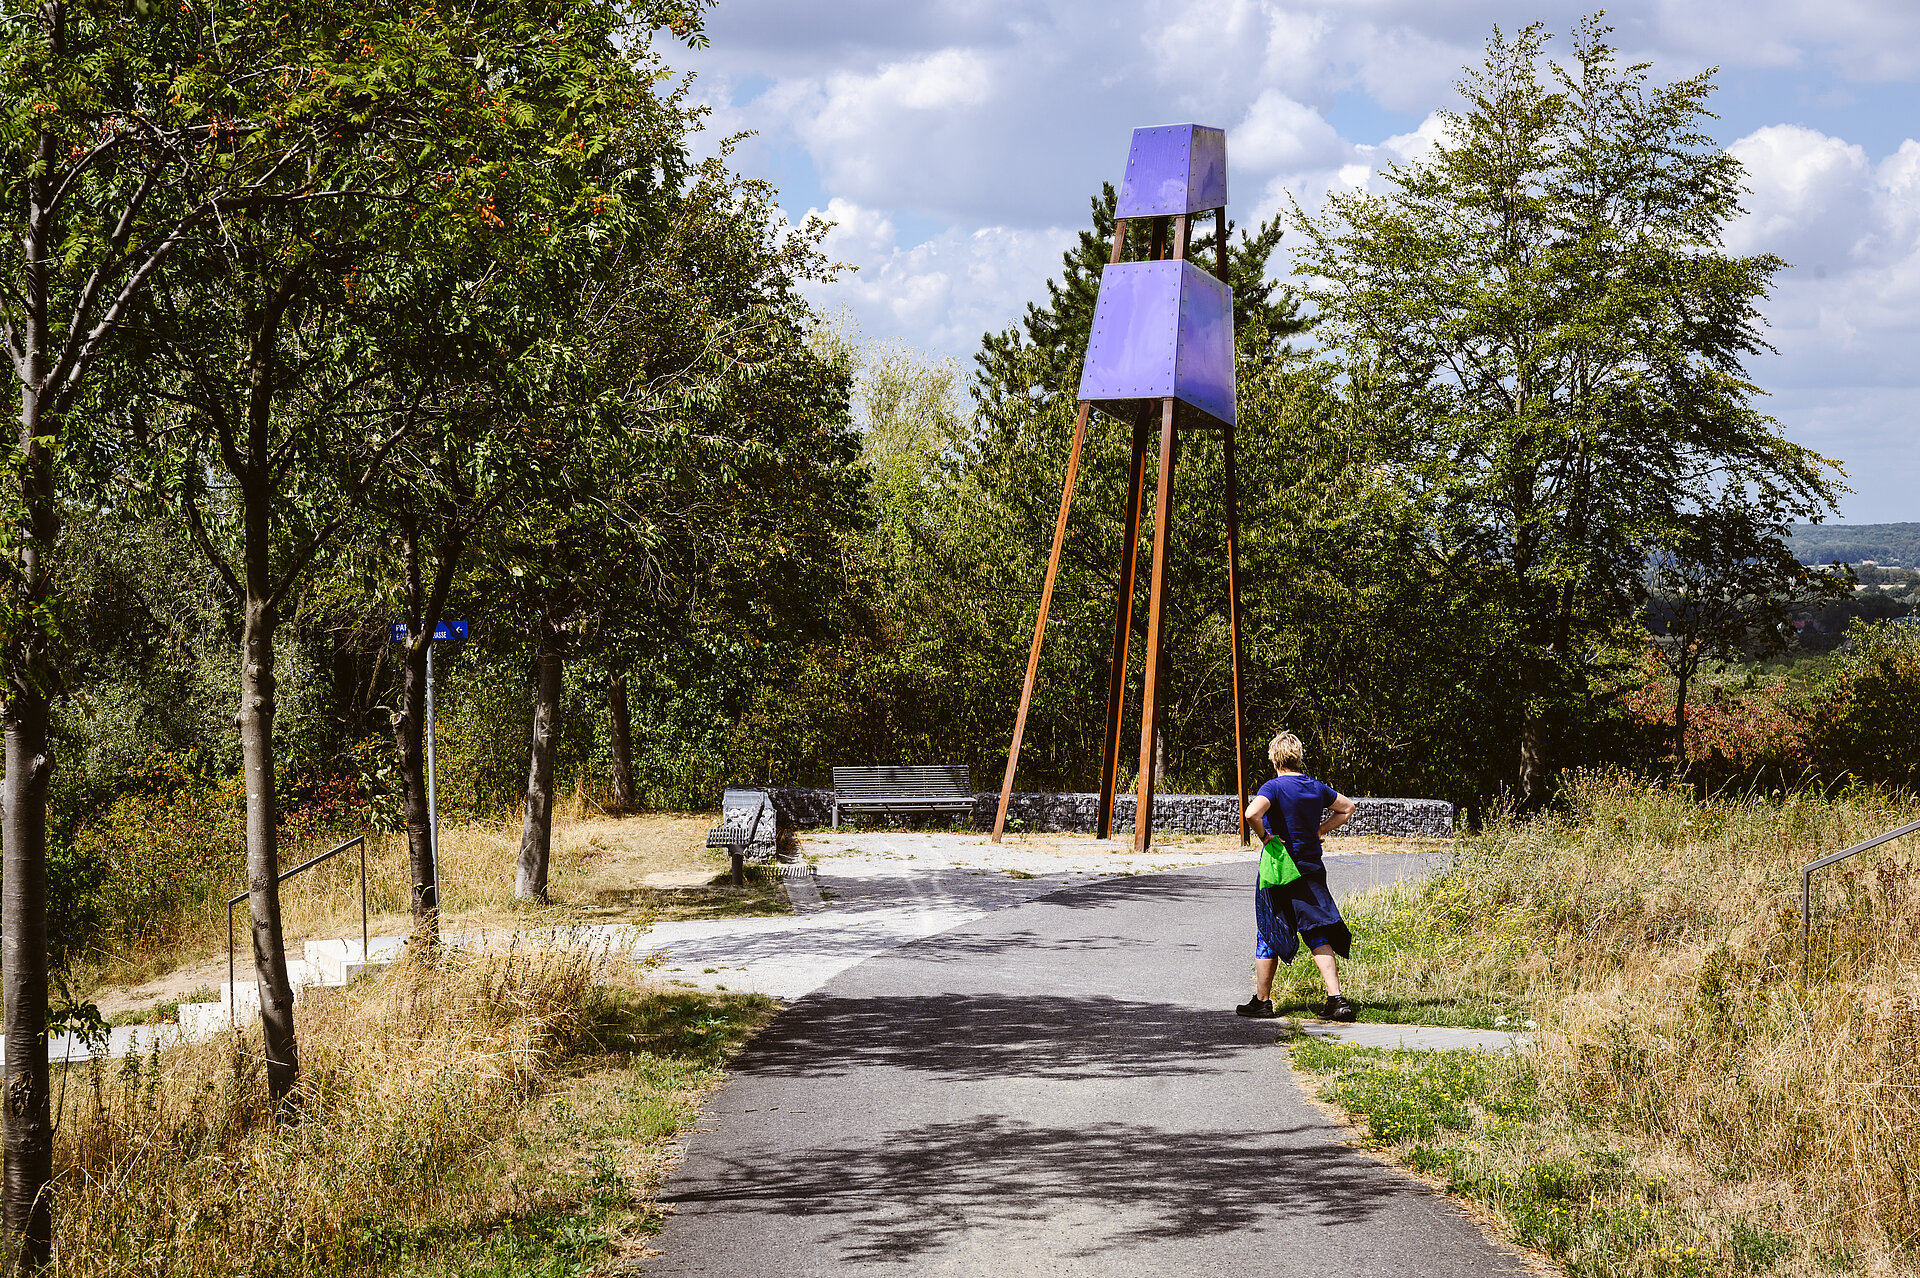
[734, 992, 1272, 1082]
[664, 1114, 1417, 1264]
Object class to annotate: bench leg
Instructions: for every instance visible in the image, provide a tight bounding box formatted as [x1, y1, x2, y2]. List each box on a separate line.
[730, 850, 745, 888]
[832, 800, 838, 830]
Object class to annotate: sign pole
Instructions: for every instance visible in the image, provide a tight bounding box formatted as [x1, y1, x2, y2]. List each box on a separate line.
[392, 619, 466, 920]
[426, 641, 440, 911]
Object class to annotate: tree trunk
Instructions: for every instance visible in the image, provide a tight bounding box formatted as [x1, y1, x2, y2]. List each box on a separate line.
[1517, 709, 1548, 810]
[239, 596, 299, 1100]
[3, 690, 53, 1273]
[390, 521, 462, 944]
[4, 135, 58, 1262]
[517, 648, 562, 901]
[1673, 670, 1692, 766]
[394, 635, 437, 939]
[608, 671, 634, 815]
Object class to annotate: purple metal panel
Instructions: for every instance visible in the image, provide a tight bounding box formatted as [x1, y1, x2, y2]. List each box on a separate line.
[1078, 261, 1236, 427]
[1175, 265, 1236, 425]
[1117, 127, 1193, 219]
[1187, 126, 1228, 212]
[1079, 261, 1182, 401]
[1116, 124, 1230, 218]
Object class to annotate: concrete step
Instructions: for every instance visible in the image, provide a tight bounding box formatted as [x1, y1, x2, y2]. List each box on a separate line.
[220, 957, 321, 1014]
[177, 1001, 227, 1037]
[304, 936, 404, 984]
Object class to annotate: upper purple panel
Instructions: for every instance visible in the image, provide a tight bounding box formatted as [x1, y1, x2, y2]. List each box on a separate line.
[1078, 260, 1236, 426]
[1116, 124, 1229, 218]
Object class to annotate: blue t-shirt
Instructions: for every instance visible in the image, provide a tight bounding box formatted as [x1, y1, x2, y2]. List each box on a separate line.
[1257, 773, 1338, 871]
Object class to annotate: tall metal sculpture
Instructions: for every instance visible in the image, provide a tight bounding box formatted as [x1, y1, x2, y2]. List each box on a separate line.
[991, 124, 1246, 852]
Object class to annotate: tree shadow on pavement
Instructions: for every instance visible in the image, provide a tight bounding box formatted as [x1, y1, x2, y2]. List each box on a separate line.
[732, 993, 1274, 1081]
[898, 925, 1205, 960]
[662, 1113, 1419, 1263]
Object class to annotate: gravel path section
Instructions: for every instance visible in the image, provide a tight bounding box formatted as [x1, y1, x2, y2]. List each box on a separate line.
[644, 833, 1451, 1000]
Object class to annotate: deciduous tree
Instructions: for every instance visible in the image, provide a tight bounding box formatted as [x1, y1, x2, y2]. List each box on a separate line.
[1292, 16, 1840, 804]
[124, 0, 668, 1100]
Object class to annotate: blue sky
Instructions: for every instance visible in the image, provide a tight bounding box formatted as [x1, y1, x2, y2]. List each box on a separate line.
[680, 1, 1920, 523]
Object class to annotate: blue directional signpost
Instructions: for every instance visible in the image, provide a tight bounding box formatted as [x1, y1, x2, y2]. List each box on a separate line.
[392, 621, 470, 908]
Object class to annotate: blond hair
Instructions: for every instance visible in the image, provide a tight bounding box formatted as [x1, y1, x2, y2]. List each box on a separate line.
[1267, 731, 1304, 772]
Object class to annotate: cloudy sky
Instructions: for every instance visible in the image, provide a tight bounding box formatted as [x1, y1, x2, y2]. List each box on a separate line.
[680, 1, 1920, 523]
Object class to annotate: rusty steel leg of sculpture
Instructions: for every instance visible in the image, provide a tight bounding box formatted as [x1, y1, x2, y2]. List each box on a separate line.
[1097, 412, 1151, 840]
[992, 402, 1093, 842]
[996, 129, 1239, 850]
[1224, 422, 1249, 844]
[1133, 397, 1179, 852]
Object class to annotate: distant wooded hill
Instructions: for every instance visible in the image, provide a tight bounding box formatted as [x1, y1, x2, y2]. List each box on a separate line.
[1789, 523, 1920, 566]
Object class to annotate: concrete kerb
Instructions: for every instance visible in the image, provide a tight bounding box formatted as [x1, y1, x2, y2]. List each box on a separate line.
[1285, 1021, 1531, 1053]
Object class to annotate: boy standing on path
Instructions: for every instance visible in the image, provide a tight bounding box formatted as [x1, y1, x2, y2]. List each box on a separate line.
[1236, 732, 1358, 1021]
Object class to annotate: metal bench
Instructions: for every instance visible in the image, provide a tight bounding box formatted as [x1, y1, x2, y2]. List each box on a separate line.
[831, 765, 973, 829]
[707, 788, 777, 886]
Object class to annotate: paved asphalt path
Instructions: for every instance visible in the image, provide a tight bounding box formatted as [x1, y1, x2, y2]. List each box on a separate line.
[645, 854, 1526, 1276]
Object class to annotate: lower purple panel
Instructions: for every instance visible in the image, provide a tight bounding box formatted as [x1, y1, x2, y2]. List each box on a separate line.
[1077, 260, 1235, 426]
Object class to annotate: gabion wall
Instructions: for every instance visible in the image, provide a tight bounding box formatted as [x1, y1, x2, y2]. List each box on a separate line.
[747, 788, 1453, 840]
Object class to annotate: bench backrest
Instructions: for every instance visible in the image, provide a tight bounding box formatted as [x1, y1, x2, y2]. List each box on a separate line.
[719, 787, 775, 839]
[831, 765, 971, 799]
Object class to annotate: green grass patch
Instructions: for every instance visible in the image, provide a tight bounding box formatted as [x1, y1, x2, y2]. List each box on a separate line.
[1267, 879, 1540, 1029]
[105, 984, 218, 1027]
[1290, 1039, 1804, 1276]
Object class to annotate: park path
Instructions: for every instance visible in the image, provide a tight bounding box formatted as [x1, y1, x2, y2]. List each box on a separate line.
[642, 859, 1529, 1276]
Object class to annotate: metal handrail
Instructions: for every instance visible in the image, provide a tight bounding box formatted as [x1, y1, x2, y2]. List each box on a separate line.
[1802, 818, 1920, 973]
[227, 835, 368, 1027]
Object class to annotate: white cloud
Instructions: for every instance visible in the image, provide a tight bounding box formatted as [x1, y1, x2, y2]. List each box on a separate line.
[1231, 90, 1347, 174]
[676, 0, 1920, 518]
[803, 198, 1077, 355]
[1713, 125, 1920, 517]
[1729, 125, 1920, 381]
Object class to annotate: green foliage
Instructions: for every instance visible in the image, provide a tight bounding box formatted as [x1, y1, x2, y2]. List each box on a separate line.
[1787, 522, 1920, 569]
[1291, 17, 1841, 796]
[1815, 621, 1920, 789]
[431, 650, 603, 817]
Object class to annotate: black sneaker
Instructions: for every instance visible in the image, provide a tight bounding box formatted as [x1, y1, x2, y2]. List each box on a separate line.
[1322, 995, 1357, 1023]
[1235, 997, 1277, 1018]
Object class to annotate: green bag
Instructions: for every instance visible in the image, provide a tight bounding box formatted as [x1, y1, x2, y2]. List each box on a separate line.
[1257, 835, 1301, 889]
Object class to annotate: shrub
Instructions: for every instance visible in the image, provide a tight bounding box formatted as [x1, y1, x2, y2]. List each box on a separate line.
[68, 752, 247, 956]
[1813, 620, 1920, 790]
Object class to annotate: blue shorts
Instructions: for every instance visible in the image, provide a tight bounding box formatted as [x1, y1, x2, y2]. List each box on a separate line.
[1254, 887, 1334, 962]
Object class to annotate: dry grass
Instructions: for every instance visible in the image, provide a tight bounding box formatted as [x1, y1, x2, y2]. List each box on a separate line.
[1520, 776, 1920, 1272]
[56, 945, 777, 1277]
[89, 811, 786, 1017]
[1300, 772, 1920, 1275]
